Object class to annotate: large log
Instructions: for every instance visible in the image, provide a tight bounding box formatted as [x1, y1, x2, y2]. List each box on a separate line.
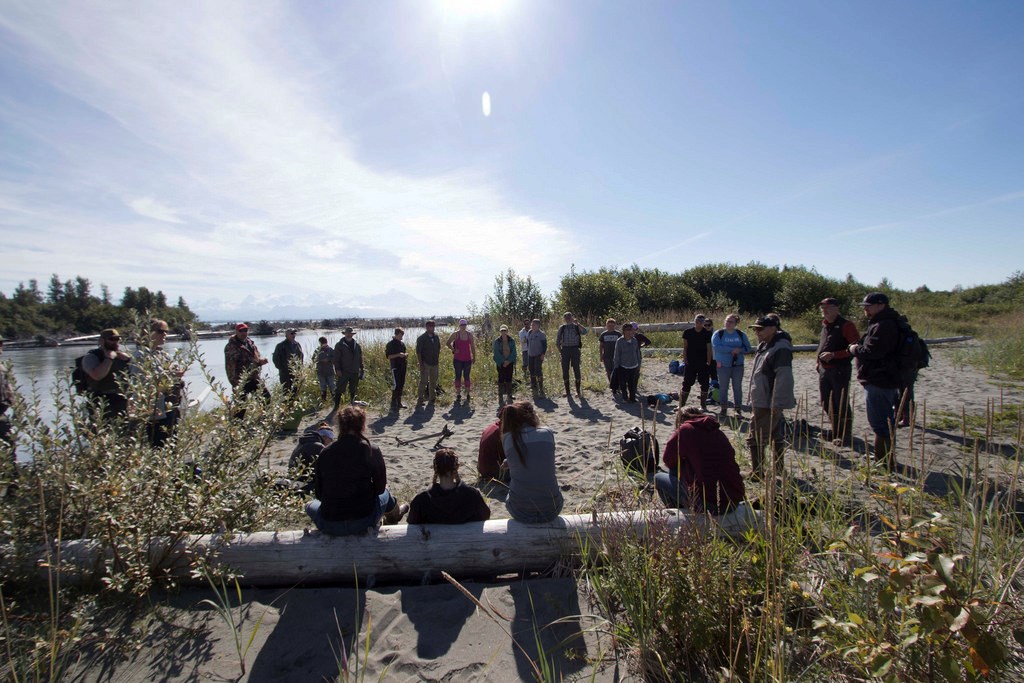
[24, 507, 762, 588]
[642, 335, 973, 356]
[590, 322, 694, 334]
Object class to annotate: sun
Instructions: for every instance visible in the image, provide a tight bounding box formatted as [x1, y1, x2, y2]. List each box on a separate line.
[440, 0, 512, 19]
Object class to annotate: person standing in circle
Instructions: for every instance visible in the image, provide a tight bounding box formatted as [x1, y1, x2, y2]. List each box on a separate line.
[447, 318, 476, 404]
[492, 325, 517, 405]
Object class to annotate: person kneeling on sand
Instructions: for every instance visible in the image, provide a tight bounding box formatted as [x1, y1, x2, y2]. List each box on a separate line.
[285, 422, 335, 491]
[305, 406, 408, 535]
[408, 448, 491, 524]
[501, 401, 563, 523]
[477, 406, 509, 481]
[654, 406, 745, 514]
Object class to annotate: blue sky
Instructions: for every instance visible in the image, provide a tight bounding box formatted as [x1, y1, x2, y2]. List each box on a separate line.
[1, 1, 1021, 318]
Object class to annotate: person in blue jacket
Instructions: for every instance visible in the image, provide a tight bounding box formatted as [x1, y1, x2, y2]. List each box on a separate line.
[492, 325, 518, 405]
[711, 314, 752, 418]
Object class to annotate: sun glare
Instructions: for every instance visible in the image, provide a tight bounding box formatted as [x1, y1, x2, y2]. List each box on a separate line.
[441, 0, 511, 19]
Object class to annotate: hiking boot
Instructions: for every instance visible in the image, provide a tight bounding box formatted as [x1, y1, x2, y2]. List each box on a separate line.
[383, 503, 410, 525]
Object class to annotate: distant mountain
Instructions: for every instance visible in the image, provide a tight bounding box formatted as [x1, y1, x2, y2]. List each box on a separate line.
[191, 289, 463, 322]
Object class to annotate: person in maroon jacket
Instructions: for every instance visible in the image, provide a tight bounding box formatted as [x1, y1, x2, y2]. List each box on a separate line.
[654, 406, 745, 514]
[816, 297, 861, 445]
[476, 406, 508, 480]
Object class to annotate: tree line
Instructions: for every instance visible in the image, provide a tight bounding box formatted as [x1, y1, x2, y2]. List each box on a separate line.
[0, 274, 200, 339]
[482, 264, 1024, 324]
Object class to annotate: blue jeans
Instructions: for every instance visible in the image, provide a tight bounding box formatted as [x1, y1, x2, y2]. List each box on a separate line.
[305, 490, 397, 536]
[654, 471, 690, 509]
[863, 384, 898, 438]
[717, 364, 744, 409]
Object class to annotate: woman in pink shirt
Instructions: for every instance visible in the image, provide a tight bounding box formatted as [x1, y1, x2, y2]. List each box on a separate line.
[447, 318, 476, 403]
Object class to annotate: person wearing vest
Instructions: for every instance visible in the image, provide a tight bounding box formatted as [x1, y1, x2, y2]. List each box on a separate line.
[555, 311, 589, 399]
[82, 328, 132, 419]
[816, 297, 860, 446]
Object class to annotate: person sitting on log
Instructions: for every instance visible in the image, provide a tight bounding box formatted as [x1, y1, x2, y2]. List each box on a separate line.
[500, 401, 563, 523]
[408, 448, 491, 525]
[654, 406, 745, 515]
[305, 406, 408, 535]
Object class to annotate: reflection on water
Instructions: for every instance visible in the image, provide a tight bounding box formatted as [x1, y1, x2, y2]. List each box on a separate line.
[4, 327, 437, 424]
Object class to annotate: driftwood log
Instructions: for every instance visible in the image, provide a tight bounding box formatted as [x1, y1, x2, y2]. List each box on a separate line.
[22, 507, 762, 588]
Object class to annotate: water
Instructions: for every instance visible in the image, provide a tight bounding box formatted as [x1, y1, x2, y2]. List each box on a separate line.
[3, 327, 440, 423]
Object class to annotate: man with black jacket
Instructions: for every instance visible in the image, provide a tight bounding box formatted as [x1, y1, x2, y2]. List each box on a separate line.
[816, 298, 860, 445]
[848, 292, 901, 468]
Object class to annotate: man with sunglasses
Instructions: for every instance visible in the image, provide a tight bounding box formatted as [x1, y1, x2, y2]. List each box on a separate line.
[224, 323, 270, 403]
[82, 328, 133, 418]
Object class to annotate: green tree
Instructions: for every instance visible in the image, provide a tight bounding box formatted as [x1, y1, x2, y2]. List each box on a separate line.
[555, 267, 636, 320]
[483, 269, 547, 325]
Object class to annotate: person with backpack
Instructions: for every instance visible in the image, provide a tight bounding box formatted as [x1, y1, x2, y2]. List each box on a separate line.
[847, 292, 903, 469]
[655, 406, 745, 514]
[816, 298, 861, 445]
[81, 328, 132, 419]
[711, 314, 752, 419]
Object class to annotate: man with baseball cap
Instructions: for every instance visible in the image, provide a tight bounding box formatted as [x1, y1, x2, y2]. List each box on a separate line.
[847, 292, 901, 468]
[224, 323, 270, 406]
[272, 328, 304, 394]
[746, 314, 795, 478]
[816, 298, 861, 445]
[82, 328, 133, 418]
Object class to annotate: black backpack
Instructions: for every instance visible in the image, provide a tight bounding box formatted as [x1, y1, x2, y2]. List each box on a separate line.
[619, 427, 659, 477]
[71, 349, 104, 395]
[895, 317, 930, 384]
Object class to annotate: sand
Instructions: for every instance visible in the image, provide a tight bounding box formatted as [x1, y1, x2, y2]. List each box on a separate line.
[75, 342, 1024, 681]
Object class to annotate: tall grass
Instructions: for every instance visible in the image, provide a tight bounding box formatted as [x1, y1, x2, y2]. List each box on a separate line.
[579, 402, 1024, 681]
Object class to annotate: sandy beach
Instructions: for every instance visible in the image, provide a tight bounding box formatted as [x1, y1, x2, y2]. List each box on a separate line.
[76, 343, 1024, 682]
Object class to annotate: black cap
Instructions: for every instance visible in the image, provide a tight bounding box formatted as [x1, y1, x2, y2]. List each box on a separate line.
[819, 297, 840, 307]
[749, 316, 779, 329]
[860, 292, 890, 306]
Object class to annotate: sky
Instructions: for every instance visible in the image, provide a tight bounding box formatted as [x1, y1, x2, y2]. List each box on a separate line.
[1, 1, 1022, 319]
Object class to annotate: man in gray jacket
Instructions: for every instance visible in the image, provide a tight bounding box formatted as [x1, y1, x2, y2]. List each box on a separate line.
[746, 315, 796, 478]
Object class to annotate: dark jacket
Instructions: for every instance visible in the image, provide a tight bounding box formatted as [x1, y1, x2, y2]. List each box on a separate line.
[662, 415, 745, 515]
[272, 340, 304, 374]
[748, 330, 796, 409]
[851, 307, 901, 389]
[224, 335, 262, 387]
[313, 435, 387, 521]
[816, 316, 859, 370]
[333, 338, 363, 375]
[407, 483, 491, 524]
[416, 332, 442, 366]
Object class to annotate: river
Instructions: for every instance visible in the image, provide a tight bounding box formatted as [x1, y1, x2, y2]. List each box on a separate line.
[2, 327, 440, 424]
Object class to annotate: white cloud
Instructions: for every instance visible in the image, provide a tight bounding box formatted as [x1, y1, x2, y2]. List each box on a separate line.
[0, 1, 576, 314]
[128, 197, 184, 224]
